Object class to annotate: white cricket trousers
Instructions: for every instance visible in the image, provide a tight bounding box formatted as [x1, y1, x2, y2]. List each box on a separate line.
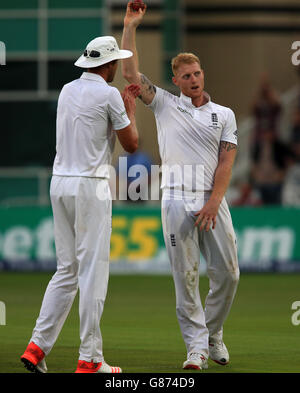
[161, 191, 239, 359]
[30, 175, 112, 363]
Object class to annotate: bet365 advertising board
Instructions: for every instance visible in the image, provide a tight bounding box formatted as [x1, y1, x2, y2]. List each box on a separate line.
[0, 206, 299, 273]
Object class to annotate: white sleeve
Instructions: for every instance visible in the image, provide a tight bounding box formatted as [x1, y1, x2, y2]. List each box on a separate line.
[147, 86, 165, 114]
[221, 108, 238, 145]
[107, 87, 131, 131]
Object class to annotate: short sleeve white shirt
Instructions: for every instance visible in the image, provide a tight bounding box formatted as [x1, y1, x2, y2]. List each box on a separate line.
[148, 87, 238, 192]
[53, 72, 130, 178]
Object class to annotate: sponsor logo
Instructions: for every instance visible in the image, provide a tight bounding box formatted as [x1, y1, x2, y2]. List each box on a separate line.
[177, 106, 193, 118]
[236, 227, 295, 268]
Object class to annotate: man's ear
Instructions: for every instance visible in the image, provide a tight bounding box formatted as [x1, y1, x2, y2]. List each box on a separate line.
[172, 76, 178, 87]
[106, 60, 116, 69]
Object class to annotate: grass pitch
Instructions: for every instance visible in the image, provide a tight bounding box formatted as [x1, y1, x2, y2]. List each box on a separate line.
[0, 272, 299, 373]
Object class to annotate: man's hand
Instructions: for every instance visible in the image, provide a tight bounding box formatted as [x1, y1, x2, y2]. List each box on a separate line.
[130, 0, 146, 12]
[121, 84, 141, 117]
[124, 84, 141, 99]
[116, 84, 140, 153]
[194, 198, 221, 232]
[124, 1, 147, 28]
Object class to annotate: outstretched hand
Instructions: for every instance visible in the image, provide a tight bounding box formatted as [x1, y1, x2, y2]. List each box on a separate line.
[124, 1, 147, 28]
[126, 84, 141, 98]
[121, 84, 141, 116]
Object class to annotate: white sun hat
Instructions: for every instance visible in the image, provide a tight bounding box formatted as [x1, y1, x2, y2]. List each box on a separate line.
[75, 36, 133, 68]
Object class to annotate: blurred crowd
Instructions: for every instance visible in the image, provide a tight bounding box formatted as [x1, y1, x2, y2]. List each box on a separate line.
[231, 67, 300, 207]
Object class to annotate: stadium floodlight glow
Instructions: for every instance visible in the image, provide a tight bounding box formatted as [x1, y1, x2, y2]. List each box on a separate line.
[0, 41, 6, 65]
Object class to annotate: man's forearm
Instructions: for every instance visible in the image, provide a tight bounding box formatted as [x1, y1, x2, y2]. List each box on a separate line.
[210, 163, 233, 205]
[210, 141, 237, 204]
[122, 25, 140, 82]
[128, 113, 138, 141]
[194, 162, 233, 230]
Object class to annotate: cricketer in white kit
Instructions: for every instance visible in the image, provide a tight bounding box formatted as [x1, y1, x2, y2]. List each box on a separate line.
[21, 36, 140, 374]
[121, 3, 239, 370]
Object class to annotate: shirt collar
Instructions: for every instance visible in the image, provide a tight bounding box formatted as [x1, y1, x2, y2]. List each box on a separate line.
[179, 91, 211, 109]
[80, 72, 106, 83]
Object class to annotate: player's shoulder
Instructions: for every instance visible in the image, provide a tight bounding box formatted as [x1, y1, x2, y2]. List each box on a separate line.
[148, 86, 179, 111]
[106, 86, 123, 106]
[107, 85, 120, 96]
[58, 80, 77, 101]
[156, 86, 180, 104]
[88, 79, 119, 102]
[61, 77, 91, 94]
[210, 100, 234, 114]
[209, 101, 236, 122]
[61, 78, 78, 91]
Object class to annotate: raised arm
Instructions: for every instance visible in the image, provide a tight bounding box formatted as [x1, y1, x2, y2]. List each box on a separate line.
[121, 2, 156, 105]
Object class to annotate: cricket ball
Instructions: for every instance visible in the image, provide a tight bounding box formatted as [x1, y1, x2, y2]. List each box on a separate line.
[130, 0, 146, 12]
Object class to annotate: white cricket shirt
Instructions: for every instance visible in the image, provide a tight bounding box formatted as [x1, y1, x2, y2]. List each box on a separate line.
[148, 87, 238, 192]
[53, 72, 130, 178]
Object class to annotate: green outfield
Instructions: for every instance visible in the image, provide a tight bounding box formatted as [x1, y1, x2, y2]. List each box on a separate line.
[0, 272, 299, 373]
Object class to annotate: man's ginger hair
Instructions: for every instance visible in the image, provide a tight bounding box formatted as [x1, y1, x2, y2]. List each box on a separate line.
[171, 53, 201, 75]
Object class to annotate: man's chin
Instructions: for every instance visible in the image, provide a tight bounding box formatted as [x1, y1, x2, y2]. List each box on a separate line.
[184, 89, 203, 99]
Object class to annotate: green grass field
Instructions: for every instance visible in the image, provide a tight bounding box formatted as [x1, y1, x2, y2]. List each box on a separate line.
[0, 272, 299, 373]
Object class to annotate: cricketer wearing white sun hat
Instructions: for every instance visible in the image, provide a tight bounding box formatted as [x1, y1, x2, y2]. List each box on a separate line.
[20, 33, 140, 374]
[75, 36, 133, 68]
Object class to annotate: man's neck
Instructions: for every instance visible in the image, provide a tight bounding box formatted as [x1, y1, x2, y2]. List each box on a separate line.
[88, 68, 108, 82]
[192, 92, 207, 108]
